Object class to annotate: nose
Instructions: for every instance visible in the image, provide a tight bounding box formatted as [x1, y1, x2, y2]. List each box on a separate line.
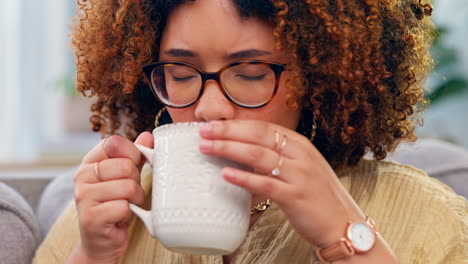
[194, 80, 235, 121]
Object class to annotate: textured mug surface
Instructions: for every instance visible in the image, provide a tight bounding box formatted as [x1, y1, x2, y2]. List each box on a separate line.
[135, 122, 252, 255]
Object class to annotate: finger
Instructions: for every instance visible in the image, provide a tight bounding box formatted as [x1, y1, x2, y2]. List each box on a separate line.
[81, 137, 111, 164]
[82, 135, 144, 166]
[90, 199, 132, 224]
[199, 120, 312, 159]
[84, 179, 145, 205]
[221, 167, 294, 204]
[134, 132, 154, 171]
[200, 139, 292, 178]
[83, 199, 132, 227]
[96, 158, 141, 183]
[74, 158, 140, 184]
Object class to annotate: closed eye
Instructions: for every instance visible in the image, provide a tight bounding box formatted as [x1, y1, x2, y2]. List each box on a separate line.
[236, 74, 266, 81]
[172, 75, 197, 81]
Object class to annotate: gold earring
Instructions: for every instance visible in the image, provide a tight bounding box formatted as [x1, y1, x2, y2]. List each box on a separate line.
[300, 110, 318, 143]
[310, 111, 317, 142]
[154, 107, 167, 128]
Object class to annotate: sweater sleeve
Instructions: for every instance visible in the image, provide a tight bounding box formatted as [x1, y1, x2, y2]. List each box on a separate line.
[340, 160, 467, 263]
[420, 193, 467, 263]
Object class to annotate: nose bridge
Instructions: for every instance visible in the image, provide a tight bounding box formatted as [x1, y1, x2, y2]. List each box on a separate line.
[200, 70, 224, 97]
[194, 72, 234, 121]
[203, 72, 221, 85]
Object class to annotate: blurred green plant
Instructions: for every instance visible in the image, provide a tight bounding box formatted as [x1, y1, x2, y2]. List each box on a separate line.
[427, 27, 468, 104]
[53, 73, 77, 97]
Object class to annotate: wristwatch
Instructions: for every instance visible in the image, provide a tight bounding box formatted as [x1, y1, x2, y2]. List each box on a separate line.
[315, 216, 378, 263]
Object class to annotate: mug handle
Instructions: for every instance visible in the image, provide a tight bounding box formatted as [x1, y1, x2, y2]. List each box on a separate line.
[128, 144, 156, 237]
[135, 144, 155, 167]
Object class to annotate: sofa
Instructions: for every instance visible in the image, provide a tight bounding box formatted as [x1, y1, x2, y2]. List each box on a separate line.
[0, 138, 467, 264]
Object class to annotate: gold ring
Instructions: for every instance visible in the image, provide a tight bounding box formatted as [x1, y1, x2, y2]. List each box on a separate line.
[273, 131, 288, 153]
[271, 156, 284, 177]
[278, 134, 288, 153]
[94, 162, 103, 182]
[273, 131, 281, 151]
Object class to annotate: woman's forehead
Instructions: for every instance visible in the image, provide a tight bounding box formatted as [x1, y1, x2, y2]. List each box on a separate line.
[160, 0, 276, 57]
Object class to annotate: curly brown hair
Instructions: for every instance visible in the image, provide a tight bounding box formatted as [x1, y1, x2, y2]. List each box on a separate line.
[71, 0, 435, 169]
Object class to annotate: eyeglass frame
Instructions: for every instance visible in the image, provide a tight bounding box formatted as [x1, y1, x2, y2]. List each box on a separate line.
[142, 60, 287, 109]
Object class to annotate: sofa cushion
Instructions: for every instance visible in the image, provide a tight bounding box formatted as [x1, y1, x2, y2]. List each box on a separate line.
[36, 167, 76, 240]
[0, 182, 40, 264]
[387, 138, 468, 197]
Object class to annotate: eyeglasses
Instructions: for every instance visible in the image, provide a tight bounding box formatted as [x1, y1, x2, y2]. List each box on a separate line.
[142, 61, 286, 108]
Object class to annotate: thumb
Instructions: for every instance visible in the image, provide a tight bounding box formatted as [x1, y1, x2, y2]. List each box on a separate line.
[134, 131, 154, 170]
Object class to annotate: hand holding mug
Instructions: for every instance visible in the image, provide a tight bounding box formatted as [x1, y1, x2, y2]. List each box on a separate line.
[69, 133, 153, 263]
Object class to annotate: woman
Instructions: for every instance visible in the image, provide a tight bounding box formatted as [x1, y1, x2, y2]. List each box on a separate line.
[34, 0, 466, 263]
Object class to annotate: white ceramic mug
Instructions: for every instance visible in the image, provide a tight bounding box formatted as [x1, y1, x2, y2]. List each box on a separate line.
[130, 122, 252, 255]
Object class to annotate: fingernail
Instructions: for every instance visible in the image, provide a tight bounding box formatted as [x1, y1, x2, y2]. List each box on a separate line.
[199, 140, 213, 153]
[200, 123, 212, 136]
[103, 137, 111, 158]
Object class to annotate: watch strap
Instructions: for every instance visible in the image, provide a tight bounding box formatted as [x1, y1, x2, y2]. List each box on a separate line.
[315, 238, 355, 264]
[315, 216, 378, 264]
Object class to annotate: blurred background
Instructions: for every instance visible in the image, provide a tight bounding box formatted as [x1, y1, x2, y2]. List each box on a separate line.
[0, 1, 467, 202]
[0, 0, 100, 170]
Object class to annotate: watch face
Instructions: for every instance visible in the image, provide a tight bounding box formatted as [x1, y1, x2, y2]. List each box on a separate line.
[349, 222, 376, 253]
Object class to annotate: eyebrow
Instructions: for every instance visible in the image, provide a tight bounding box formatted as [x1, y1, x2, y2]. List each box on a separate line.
[163, 49, 272, 60]
[226, 49, 272, 60]
[164, 49, 197, 58]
